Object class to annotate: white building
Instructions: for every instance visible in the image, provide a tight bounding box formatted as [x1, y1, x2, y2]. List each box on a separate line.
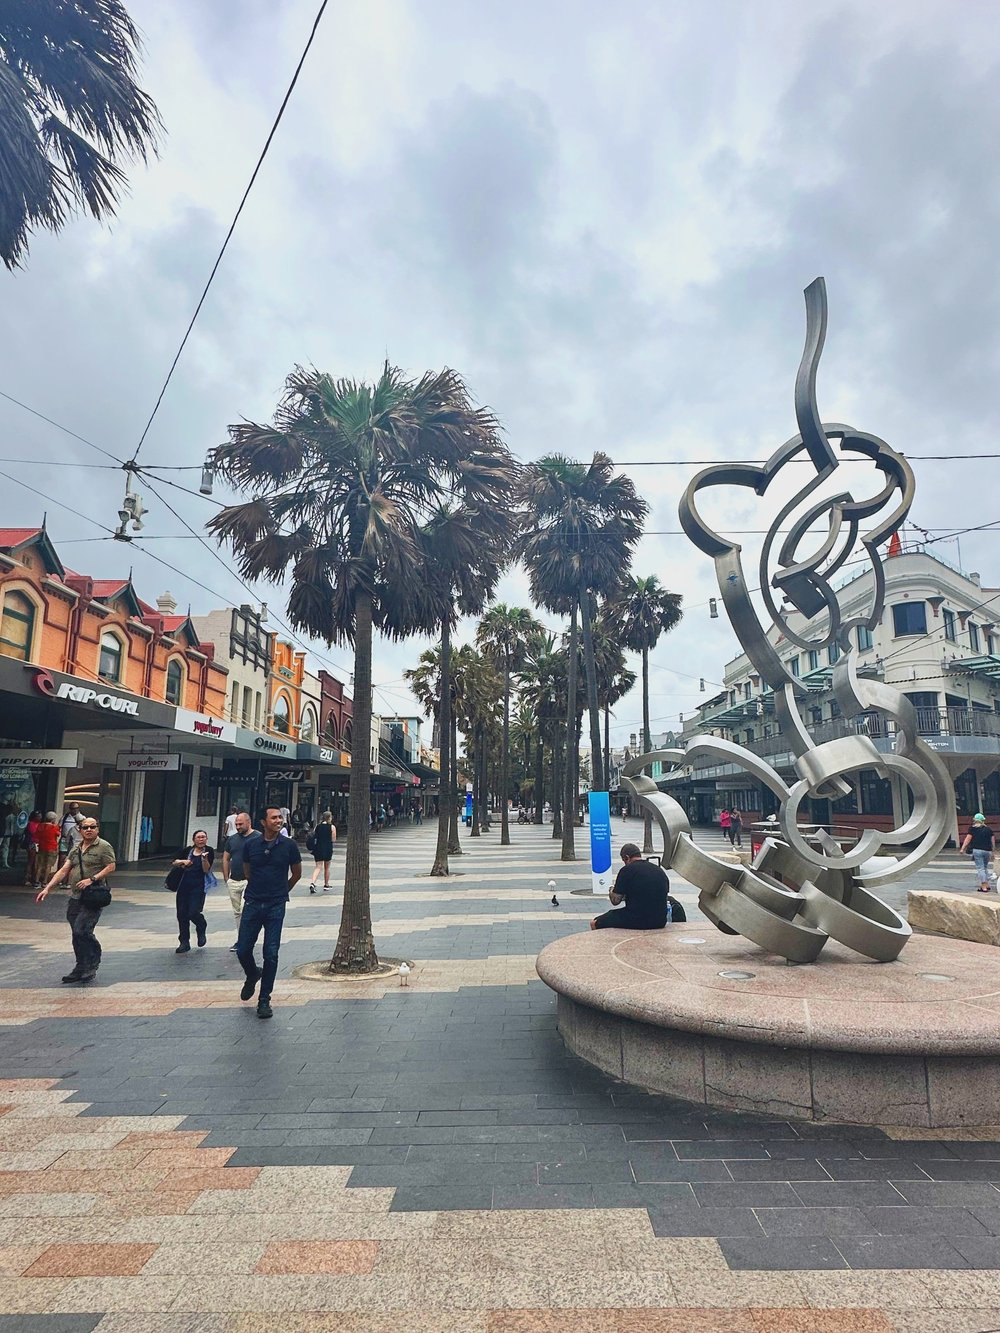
[669, 544, 1000, 844]
[189, 605, 271, 731]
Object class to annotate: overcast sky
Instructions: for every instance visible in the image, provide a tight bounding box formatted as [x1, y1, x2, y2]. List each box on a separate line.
[3, 0, 999, 744]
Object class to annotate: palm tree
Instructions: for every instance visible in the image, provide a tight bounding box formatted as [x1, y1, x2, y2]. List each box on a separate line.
[605, 574, 683, 851]
[413, 504, 513, 874]
[517, 453, 647, 844]
[476, 604, 543, 846]
[592, 611, 637, 795]
[518, 632, 563, 826]
[208, 363, 508, 973]
[1, 0, 161, 269]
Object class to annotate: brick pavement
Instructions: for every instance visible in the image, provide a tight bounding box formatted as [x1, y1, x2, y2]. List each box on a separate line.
[0, 822, 998, 1329]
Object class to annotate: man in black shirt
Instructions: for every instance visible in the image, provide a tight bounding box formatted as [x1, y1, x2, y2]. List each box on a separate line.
[237, 807, 301, 1018]
[591, 843, 670, 930]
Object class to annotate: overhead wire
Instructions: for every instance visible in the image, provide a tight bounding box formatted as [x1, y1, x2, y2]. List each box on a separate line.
[127, 0, 330, 465]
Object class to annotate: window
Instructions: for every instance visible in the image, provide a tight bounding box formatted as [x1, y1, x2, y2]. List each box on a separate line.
[810, 706, 823, 728]
[744, 682, 751, 699]
[301, 706, 317, 742]
[165, 659, 183, 705]
[807, 650, 819, 671]
[943, 608, 956, 642]
[828, 642, 841, 665]
[273, 695, 290, 735]
[230, 681, 239, 722]
[98, 632, 123, 683]
[859, 768, 893, 816]
[830, 699, 841, 720]
[0, 591, 34, 661]
[788, 656, 800, 677]
[892, 602, 927, 636]
[254, 692, 262, 730]
[242, 685, 252, 726]
[987, 632, 995, 657]
[969, 622, 981, 653]
[856, 625, 874, 652]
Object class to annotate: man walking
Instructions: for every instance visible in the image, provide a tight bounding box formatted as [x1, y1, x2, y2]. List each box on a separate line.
[237, 806, 301, 1019]
[36, 816, 116, 982]
[222, 810, 256, 952]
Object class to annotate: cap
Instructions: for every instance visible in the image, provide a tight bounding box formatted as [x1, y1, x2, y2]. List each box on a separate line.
[974, 813, 986, 823]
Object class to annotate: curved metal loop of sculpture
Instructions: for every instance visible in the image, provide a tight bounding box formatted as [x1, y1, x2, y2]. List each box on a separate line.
[622, 278, 951, 963]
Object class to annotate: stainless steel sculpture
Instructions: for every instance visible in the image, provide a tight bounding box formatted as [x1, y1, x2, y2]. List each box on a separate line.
[622, 277, 951, 962]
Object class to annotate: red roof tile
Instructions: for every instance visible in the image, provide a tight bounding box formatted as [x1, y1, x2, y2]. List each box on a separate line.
[0, 527, 42, 547]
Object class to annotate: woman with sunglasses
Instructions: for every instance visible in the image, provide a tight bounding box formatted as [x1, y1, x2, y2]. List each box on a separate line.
[171, 829, 214, 954]
[35, 817, 116, 983]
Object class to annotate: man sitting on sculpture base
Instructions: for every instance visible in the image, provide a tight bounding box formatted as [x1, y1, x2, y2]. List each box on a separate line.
[591, 843, 683, 930]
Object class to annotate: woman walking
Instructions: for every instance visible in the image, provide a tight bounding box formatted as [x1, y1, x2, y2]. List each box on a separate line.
[719, 807, 731, 842]
[308, 811, 336, 893]
[35, 816, 116, 983]
[172, 830, 214, 953]
[961, 813, 996, 893]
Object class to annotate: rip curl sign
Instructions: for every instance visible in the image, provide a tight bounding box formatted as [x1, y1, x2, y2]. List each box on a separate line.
[623, 279, 951, 964]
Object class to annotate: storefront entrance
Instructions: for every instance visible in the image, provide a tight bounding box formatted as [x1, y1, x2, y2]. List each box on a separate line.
[140, 767, 191, 856]
[65, 764, 126, 855]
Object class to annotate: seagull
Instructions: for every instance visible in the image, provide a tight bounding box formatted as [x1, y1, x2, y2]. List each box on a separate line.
[549, 879, 559, 907]
[398, 962, 411, 986]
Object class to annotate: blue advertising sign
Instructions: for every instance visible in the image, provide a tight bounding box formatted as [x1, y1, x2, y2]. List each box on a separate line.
[589, 791, 613, 896]
[464, 791, 473, 825]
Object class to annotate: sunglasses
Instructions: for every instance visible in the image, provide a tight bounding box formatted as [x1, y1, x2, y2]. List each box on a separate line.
[80, 824, 98, 830]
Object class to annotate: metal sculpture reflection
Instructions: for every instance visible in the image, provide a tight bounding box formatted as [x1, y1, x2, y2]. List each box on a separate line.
[622, 278, 951, 962]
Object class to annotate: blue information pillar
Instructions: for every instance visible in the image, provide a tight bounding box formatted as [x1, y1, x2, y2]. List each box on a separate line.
[464, 791, 473, 826]
[588, 791, 613, 897]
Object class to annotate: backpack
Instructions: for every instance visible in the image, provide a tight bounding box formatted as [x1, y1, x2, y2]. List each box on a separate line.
[306, 832, 316, 853]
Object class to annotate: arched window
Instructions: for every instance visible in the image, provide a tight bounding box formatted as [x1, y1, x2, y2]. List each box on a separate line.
[273, 694, 290, 735]
[0, 591, 35, 661]
[324, 712, 340, 744]
[165, 658, 184, 705]
[300, 706, 318, 742]
[98, 631, 123, 683]
[343, 720, 353, 747]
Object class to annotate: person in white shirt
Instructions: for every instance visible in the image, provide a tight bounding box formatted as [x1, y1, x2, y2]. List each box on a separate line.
[223, 805, 239, 839]
[58, 803, 83, 868]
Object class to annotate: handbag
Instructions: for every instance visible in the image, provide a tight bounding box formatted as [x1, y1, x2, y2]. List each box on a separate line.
[77, 849, 112, 910]
[165, 864, 184, 893]
[204, 869, 218, 891]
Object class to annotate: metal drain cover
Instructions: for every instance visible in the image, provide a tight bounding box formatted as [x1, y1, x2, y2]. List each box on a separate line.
[717, 969, 755, 980]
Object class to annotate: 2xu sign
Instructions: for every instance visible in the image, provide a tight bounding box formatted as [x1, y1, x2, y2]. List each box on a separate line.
[31, 669, 138, 715]
[116, 753, 182, 773]
[0, 749, 80, 770]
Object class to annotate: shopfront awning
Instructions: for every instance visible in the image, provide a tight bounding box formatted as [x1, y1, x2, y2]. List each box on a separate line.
[946, 654, 1000, 681]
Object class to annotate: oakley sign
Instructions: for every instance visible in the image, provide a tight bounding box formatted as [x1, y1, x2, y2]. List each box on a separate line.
[31, 668, 138, 716]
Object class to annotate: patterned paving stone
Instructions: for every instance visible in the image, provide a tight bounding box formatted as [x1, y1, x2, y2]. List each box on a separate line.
[1, 826, 999, 1327]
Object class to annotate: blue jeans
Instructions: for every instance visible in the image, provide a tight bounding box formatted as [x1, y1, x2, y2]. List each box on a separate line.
[973, 849, 994, 884]
[236, 898, 286, 1003]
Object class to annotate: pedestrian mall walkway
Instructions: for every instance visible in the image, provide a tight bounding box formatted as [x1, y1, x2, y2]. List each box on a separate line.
[0, 822, 998, 1329]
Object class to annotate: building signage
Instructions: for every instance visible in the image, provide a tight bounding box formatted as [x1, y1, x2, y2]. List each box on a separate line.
[265, 767, 308, 781]
[30, 667, 139, 715]
[116, 752, 182, 773]
[236, 727, 297, 759]
[173, 708, 237, 745]
[0, 748, 80, 770]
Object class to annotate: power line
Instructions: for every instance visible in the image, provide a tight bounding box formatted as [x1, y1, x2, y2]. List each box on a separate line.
[128, 0, 330, 464]
[0, 390, 123, 464]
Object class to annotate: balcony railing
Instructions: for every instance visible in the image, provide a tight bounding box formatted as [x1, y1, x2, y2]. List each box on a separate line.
[693, 706, 1000, 768]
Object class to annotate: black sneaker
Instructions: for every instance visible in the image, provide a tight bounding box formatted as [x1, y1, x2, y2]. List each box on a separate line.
[196, 928, 207, 948]
[175, 944, 191, 954]
[257, 1000, 273, 1019]
[240, 970, 261, 1001]
[61, 973, 83, 983]
[228, 942, 239, 953]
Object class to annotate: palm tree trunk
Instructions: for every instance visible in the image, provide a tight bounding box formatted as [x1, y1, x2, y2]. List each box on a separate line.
[533, 734, 544, 824]
[552, 725, 563, 839]
[448, 717, 461, 853]
[331, 588, 377, 972]
[579, 588, 604, 792]
[470, 731, 481, 837]
[642, 643, 653, 854]
[562, 606, 578, 861]
[500, 667, 511, 845]
[604, 701, 611, 804]
[430, 619, 451, 876]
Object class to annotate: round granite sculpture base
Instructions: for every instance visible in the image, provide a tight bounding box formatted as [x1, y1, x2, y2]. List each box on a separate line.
[536, 927, 1000, 1127]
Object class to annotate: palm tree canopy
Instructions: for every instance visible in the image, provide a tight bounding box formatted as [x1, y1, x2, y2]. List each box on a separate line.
[605, 574, 684, 653]
[208, 364, 515, 646]
[476, 603, 543, 674]
[516, 452, 649, 610]
[1, 0, 161, 268]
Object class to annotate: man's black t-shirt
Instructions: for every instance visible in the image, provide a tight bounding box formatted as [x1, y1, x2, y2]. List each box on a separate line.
[594, 858, 669, 930]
